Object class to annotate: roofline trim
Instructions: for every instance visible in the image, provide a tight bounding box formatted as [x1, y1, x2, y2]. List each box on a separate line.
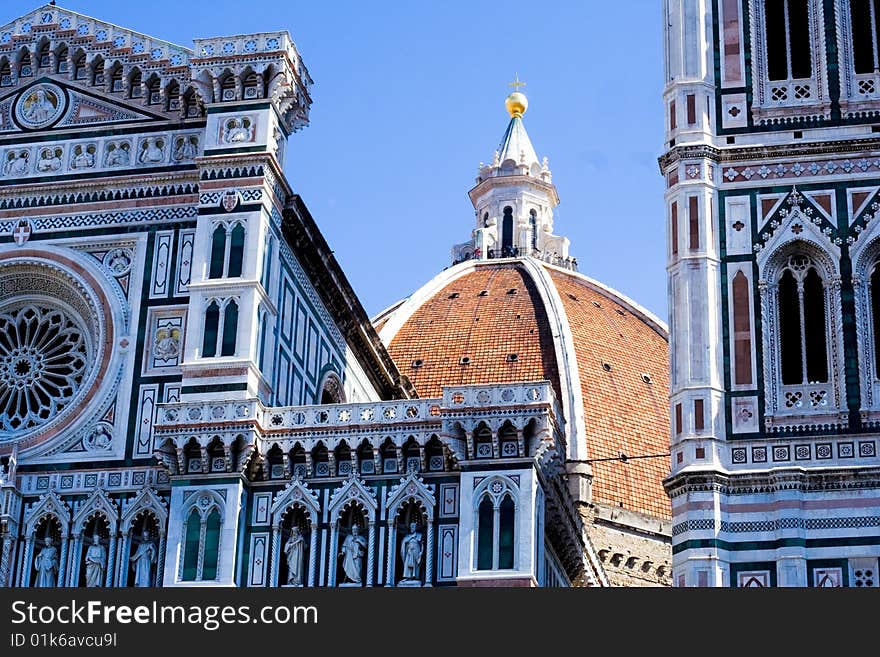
[520, 257, 590, 463]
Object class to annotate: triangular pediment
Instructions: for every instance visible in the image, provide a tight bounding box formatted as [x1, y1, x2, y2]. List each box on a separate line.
[0, 77, 165, 134]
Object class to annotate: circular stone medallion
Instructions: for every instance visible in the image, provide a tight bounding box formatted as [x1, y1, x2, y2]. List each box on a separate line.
[14, 83, 66, 130]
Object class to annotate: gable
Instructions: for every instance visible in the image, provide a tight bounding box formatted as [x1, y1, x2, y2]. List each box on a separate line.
[0, 77, 163, 134]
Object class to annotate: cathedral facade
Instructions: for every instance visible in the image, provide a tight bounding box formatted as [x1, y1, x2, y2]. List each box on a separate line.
[663, 0, 880, 587]
[0, 3, 671, 589]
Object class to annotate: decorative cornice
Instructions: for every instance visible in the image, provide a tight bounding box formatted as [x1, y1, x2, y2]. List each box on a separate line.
[659, 136, 880, 171]
[664, 465, 880, 497]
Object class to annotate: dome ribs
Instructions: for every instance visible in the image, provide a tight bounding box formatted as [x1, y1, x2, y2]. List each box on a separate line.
[387, 264, 560, 400]
[549, 270, 671, 520]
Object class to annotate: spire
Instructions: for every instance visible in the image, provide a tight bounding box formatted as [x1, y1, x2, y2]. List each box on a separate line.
[497, 77, 539, 169]
[449, 81, 576, 270]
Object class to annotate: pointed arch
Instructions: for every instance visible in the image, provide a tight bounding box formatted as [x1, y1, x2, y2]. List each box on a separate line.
[72, 488, 119, 536]
[270, 478, 321, 528]
[121, 488, 168, 535]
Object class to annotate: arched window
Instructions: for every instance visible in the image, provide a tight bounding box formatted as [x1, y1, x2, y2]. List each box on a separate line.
[501, 206, 514, 256]
[476, 497, 494, 571]
[91, 58, 105, 86]
[849, 0, 880, 74]
[871, 263, 880, 376]
[732, 271, 753, 386]
[529, 209, 538, 253]
[200, 298, 238, 358]
[55, 45, 68, 74]
[202, 509, 221, 580]
[73, 52, 86, 80]
[0, 58, 11, 86]
[474, 476, 518, 571]
[202, 301, 220, 358]
[257, 310, 268, 372]
[498, 495, 515, 569]
[146, 76, 161, 104]
[765, 0, 811, 82]
[261, 236, 274, 289]
[228, 224, 245, 277]
[221, 300, 239, 357]
[220, 73, 236, 102]
[166, 80, 181, 112]
[110, 63, 124, 92]
[777, 256, 828, 385]
[182, 508, 201, 580]
[18, 50, 33, 77]
[129, 69, 143, 98]
[243, 72, 260, 99]
[180, 497, 223, 582]
[37, 42, 50, 70]
[209, 222, 246, 279]
[209, 226, 226, 279]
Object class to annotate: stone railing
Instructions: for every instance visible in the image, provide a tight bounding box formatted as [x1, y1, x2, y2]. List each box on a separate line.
[260, 399, 440, 432]
[157, 399, 260, 427]
[441, 381, 556, 411]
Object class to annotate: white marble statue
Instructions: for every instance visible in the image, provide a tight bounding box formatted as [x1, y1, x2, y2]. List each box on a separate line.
[400, 522, 423, 581]
[339, 524, 366, 584]
[284, 526, 305, 585]
[84, 533, 106, 587]
[129, 529, 156, 587]
[34, 536, 58, 587]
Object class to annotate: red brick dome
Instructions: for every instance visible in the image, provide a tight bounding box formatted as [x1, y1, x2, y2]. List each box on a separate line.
[374, 258, 671, 520]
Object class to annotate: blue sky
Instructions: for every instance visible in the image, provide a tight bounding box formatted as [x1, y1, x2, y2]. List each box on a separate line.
[10, 1, 667, 319]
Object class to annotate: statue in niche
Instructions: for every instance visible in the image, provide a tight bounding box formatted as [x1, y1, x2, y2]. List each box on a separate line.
[339, 524, 366, 584]
[129, 528, 156, 587]
[84, 533, 106, 587]
[34, 536, 58, 587]
[284, 526, 305, 585]
[399, 522, 423, 582]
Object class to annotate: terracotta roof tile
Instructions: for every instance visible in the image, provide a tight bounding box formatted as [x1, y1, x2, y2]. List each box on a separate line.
[385, 261, 671, 520]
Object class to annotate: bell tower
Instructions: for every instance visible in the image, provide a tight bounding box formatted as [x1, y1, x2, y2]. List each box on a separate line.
[453, 80, 575, 270]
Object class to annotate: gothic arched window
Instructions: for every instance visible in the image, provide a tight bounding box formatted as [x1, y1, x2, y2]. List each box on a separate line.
[209, 222, 246, 279]
[501, 206, 514, 257]
[220, 300, 239, 357]
[73, 52, 86, 80]
[778, 257, 828, 385]
[473, 476, 518, 572]
[498, 495, 515, 569]
[202, 509, 221, 580]
[228, 224, 245, 277]
[180, 496, 223, 582]
[529, 209, 538, 253]
[765, 0, 812, 81]
[202, 301, 220, 358]
[870, 263, 880, 376]
[209, 226, 226, 279]
[182, 508, 201, 580]
[476, 496, 494, 571]
[849, 0, 880, 74]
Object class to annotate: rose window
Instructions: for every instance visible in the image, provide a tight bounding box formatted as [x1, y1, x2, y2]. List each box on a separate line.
[0, 304, 90, 432]
[0, 254, 113, 447]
